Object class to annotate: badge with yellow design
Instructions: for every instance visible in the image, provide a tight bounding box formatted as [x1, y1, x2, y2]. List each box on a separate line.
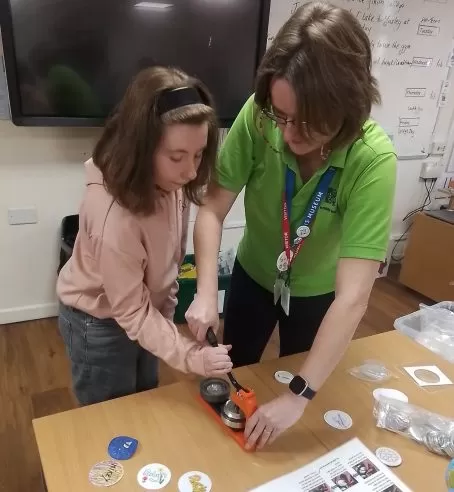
[178, 471, 212, 492]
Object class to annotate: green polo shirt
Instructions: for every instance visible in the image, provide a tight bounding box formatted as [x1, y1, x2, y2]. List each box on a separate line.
[216, 95, 397, 297]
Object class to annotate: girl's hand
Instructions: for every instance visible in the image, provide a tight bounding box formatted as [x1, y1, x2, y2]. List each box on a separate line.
[201, 344, 232, 376]
[185, 293, 220, 342]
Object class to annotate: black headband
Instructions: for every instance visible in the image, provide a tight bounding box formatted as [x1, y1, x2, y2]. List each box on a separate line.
[157, 87, 205, 116]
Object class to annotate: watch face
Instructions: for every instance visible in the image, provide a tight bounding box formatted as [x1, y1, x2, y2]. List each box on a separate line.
[290, 376, 307, 395]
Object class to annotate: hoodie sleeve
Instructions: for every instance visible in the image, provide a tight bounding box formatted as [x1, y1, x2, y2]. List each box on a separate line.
[94, 227, 206, 376]
[161, 197, 190, 320]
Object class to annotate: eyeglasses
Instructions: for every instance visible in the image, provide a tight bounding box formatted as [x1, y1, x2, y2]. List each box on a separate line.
[260, 107, 308, 130]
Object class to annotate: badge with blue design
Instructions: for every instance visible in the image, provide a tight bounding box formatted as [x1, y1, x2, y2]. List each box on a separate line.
[447, 459, 454, 491]
[108, 436, 138, 460]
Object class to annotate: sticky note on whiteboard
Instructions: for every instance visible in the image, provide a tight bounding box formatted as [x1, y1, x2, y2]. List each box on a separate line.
[218, 290, 225, 313]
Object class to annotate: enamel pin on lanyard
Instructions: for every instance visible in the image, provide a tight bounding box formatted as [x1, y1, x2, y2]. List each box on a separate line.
[274, 165, 336, 315]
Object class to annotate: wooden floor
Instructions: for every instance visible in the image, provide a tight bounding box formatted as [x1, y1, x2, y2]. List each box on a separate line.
[0, 272, 428, 492]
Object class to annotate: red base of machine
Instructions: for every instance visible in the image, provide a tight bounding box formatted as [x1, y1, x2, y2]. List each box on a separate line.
[197, 395, 255, 451]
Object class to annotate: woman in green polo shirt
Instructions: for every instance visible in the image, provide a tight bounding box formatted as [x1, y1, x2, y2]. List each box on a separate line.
[186, 2, 396, 449]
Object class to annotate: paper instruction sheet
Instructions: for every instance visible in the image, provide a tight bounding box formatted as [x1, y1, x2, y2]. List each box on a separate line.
[249, 438, 412, 492]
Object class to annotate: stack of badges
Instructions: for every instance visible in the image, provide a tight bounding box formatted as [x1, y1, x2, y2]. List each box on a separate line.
[377, 402, 454, 458]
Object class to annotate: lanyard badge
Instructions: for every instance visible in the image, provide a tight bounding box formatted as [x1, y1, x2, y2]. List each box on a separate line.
[274, 165, 336, 315]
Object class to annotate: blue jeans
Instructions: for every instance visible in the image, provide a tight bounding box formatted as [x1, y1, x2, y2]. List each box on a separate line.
[58, 302, 158, 405]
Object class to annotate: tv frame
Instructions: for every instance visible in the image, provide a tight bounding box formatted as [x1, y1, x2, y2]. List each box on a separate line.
[0, 0, 271, 127]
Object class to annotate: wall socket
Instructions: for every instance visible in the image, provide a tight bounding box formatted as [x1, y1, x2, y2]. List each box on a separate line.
[420, 159, 445, 179]
[8, 207, 38, 225]
[430, 140, 447, 155]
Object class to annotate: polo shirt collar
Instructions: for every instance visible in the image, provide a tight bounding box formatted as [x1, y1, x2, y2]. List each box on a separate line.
[275, 131, 348, 173]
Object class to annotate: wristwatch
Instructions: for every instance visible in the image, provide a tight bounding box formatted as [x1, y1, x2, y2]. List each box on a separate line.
[289, 375, 316, 400]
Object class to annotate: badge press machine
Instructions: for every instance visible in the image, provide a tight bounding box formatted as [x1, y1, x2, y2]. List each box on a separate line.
[198, 328, 258, 451]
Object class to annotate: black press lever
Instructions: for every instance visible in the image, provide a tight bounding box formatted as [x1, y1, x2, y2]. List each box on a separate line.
[206, 327, 246, 393]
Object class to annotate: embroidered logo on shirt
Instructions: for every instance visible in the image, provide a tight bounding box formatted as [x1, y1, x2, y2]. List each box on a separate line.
[320, 187, 338, 214]
[325, 187, 337, 207]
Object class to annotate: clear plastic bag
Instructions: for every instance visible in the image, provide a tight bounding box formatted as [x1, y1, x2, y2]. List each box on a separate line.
[374, 396, 454, 458]
[348, 359, 394, 382]
[416, 303, 454, 363]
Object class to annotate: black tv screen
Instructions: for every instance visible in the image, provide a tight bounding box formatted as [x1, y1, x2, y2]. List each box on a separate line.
[0, 0, 270, 126]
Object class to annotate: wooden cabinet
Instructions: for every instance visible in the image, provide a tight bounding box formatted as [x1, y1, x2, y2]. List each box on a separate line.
[399, 212, 454, 301]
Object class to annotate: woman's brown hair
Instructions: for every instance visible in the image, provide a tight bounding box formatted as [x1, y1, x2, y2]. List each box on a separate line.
[93, 66, 218, 215]
[255, 1, 381, 149]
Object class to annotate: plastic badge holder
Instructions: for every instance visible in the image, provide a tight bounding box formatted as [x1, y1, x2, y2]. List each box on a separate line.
[348, 359, 395, 383]
[418, 303, 454, 363]
[394, 301, 454, 364]
[374, 396, 454, 458]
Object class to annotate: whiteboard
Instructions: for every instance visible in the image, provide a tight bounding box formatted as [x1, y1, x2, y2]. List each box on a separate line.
[267, 0, 454, 158]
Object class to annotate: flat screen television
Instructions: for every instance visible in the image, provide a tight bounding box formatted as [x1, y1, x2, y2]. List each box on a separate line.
[0, 0, 270, 127]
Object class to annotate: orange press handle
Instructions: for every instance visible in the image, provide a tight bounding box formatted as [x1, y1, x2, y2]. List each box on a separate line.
[231, 388, 258, 419]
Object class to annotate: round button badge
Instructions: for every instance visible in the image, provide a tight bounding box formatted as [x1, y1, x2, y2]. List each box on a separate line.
[296, 225, 311, 238]
[276, 250, 293, 272]
[324, 410, 353, 430]
[375, 447, 402, 467]
[88, 460, 124, 487]
[178, 471, 212, 492]
[274, 370, 294, 384]
[137, 463, 172, 490]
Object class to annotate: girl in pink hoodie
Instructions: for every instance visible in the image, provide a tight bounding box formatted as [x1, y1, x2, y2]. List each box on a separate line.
[57, 66, 232, 405]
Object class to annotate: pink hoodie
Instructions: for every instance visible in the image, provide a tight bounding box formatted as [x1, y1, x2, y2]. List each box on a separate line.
[57, 159, 206, 375]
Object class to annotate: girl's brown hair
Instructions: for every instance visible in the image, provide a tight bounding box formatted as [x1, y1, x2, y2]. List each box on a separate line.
[93, 66, 218, 215]
[255, 1, 381, 149]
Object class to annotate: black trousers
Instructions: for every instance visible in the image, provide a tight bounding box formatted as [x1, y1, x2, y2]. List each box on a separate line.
[223, 259, 335, 367]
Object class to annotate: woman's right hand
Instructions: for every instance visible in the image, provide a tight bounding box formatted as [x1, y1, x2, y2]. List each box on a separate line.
[201, 344, 233, 376]
[185, 293, 220, 342]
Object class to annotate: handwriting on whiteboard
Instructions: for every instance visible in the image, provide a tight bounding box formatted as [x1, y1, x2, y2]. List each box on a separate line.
[268, 0, 454, 156]
[405, 88, 427, 97]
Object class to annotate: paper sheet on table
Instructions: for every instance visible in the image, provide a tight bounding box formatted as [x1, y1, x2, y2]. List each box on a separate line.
[249, 438, 412, 492]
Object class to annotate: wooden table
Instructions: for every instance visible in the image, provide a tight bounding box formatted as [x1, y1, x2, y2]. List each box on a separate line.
[250, 331, 454, 492]
[33, 332, 454, 491]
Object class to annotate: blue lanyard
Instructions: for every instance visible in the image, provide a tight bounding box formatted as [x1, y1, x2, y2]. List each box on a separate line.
[283, 165, 336, 254]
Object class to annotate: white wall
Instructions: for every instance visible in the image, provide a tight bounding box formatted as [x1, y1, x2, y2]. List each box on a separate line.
[389, 83, 454, 258]
[0, 105, 453, 324]
[0, 122, 245, 323]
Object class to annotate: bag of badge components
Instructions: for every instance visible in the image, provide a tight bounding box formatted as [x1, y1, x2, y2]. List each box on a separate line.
[374, 396, 454, 458]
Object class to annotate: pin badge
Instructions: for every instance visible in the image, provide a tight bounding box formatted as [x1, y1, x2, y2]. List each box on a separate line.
[137, 463, 172, 490]
[178, 471, 212, 492]
[276, 251, 292, 272]
[108, 436, 138, 460]
[324, 410, 353, 430]
[375, 447, 402, 467]
[274, 370, 293, 384]
[88, 460, 124, 487]
[296, 225, 311, 238]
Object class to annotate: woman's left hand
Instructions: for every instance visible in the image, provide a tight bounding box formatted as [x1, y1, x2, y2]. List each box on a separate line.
[244, 393, 308, 450]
